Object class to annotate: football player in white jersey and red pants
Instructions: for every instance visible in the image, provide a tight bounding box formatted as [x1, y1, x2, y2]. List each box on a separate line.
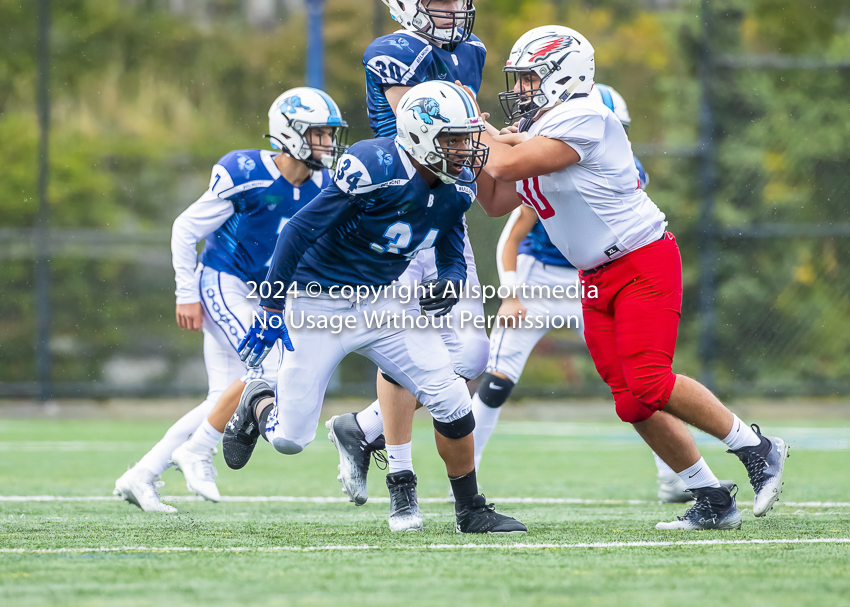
[469, 26, 790, 530]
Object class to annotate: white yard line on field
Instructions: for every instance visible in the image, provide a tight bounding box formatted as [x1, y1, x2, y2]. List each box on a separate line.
[1, 538, 849, 554]
[1, 495, 849, 508]
[1, 424, 848, 452]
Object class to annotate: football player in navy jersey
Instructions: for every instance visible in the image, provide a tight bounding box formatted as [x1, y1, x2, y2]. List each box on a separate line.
[364, 1, 484, 137]
[113, 88, 347, 513]
[224, 81, 526, 534]
[325, 0, 492, 519]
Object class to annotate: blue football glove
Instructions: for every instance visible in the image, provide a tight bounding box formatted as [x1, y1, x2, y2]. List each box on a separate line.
[419, 278, 460, 317]
[238, 309, 294, 368]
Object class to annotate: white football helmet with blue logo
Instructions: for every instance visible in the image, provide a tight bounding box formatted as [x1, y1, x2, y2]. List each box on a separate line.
[590, 83, 632, 132]
[395, 81, 488, 185]
[382, 0, 475, 50]
[499, 25, 595, 121]
[267, 87, 348, 171]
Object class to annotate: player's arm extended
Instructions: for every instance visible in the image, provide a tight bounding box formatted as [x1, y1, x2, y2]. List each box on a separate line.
[171, 189, 235, 330]
[260, 183, 361, 311]
[481, 129, 580, 183]
[475, 166, 522, 218]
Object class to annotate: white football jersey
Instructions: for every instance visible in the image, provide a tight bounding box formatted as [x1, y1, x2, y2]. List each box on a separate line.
[517, 96, 667, 270]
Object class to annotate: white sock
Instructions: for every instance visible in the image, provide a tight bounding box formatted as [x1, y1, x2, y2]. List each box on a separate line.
[653, 451, 676, 477]
[677, 457, 721, 490]
[185, 419, 222, 453]
[387, 442, 413, 474]
[722, 415, 761, 451]
[471, 393, 501, 471]
[356, 400, 384, 444]
[136, 399, 215, 476]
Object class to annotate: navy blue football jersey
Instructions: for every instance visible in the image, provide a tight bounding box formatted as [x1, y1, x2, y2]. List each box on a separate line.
[199, 149, 330, 284]
[363, 31, 486, 138]
[518, 155, 649, 268]
[518, 220, 575, 268]
[261, 137, 474, 308]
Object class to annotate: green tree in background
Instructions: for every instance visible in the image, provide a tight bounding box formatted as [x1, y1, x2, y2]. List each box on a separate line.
[0, 0, 848, 396]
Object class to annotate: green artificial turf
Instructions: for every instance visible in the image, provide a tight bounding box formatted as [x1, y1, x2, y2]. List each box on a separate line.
[1, 417, 848, 606]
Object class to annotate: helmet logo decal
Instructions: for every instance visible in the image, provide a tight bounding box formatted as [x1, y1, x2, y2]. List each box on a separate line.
[375, 147, 394, 175]
[278, 95, 313, 114]
[408, 97, 451, 125]
[528, 36, 576, 63]
[236, 154, 256, 179]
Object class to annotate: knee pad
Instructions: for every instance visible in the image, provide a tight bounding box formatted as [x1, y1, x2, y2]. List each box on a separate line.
[271, 437, 304, 455]
[433, 410, 475, 439]
[380, 370, 401, 386]
[614, 392, 656, 424]
[476, 373, 515, 409]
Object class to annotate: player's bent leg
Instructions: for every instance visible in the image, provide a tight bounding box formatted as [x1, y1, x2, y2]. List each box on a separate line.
[131, 397, 217, 479]
[262, 299, 349, 459]
[471, 371, 515, 471]
[367, 329, 526, 534]
[170, 379, 246, 502]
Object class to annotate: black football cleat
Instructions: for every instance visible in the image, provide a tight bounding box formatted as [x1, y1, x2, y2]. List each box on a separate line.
[656, 485, 742, 530]
[222, 379, 274, 470]
[455, 495, 527, 534]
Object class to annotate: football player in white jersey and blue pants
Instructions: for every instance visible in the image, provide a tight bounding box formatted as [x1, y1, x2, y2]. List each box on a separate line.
[113, 88, 347, 513]
[223, 81, 526, 534]
[325, 0, 494, 513]
[470, 26, 788, 530]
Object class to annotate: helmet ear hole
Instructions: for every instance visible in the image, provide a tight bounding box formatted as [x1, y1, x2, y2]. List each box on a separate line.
[410, 132, 420, 144]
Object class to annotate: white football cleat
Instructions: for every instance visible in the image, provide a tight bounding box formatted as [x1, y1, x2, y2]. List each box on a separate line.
[113, 467, 177, 513]
[171, 444, 221, 503]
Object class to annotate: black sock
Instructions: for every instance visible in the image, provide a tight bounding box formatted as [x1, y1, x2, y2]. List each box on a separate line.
[449, 469, 478, 507]
[256, 401, 273, 443]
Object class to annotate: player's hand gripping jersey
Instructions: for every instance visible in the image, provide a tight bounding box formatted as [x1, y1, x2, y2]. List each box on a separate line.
[261, 137, 476, 308]
[519, 97, 666, 271]
[364, 31, 486, 137]
[172, 148, 329, 303]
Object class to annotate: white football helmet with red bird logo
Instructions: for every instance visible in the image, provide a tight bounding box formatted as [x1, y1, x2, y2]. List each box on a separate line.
[499, 25, 595, 121]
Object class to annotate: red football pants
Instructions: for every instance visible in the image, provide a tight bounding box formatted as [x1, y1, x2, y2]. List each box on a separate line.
[580, 233, 682, 423]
